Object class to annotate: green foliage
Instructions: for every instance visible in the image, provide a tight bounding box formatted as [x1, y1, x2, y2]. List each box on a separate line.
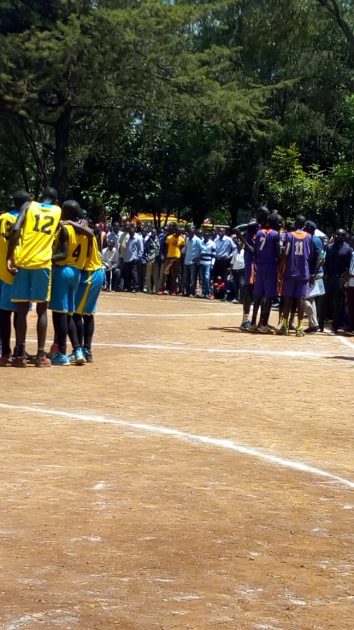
[0, 0, 354, 229]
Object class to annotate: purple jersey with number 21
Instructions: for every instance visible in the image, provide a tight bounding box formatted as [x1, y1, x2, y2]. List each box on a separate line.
[284, 230, 312, 279]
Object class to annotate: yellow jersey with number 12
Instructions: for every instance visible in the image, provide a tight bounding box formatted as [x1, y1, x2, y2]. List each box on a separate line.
[55, 224, 88, 270]
[0, 210, 19, 284]
[84, 236, 103, 272]
[14, 201, 61, 270]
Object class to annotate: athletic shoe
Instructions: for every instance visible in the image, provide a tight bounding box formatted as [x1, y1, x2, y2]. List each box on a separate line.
[157, 290, 164, 295]
[257, 325, 276, 335]
[0, 355, 12, 367]
[296, 327, 305, 338]
[49, 353, 68, 366]
[240, 320, 251, 332]
[74, 347, 86, 365]
[248, 324, 259, 333]
[49, 342, 60, 358]
[277, 324, 289, 336]
[69, 353, 77, 365]
[13, 355, 27, 368]
[304, 326, 319, 334]
[83, 347, 93, 363]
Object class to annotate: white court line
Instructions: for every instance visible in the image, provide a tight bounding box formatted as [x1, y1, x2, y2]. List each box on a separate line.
[91, 341, 327, 359]
[23, 337, 338, 360]
[336, 336, 354, 352]
[0, 402, 353, 490]
[96, 311, 234, 317]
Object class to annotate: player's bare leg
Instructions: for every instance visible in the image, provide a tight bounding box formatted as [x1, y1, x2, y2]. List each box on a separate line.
[277, 297, 292, 335]
[296, 298, 306, 337]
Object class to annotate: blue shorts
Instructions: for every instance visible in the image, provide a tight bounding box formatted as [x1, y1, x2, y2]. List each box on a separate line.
[11, 268, 51, 303]
[75, 268, 104, 315]
[50, 265, 81, 313]
[0, 280, 15, 311]
[254, 264, 278, 298]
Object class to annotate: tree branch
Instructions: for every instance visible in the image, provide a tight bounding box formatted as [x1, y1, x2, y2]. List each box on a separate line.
[317, 0, 354, 66]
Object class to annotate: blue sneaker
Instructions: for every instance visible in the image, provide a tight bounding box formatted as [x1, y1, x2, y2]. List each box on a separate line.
[51, 352, 70, 366]
[83, 347, 93, 363]
[74, 347, 86, 365]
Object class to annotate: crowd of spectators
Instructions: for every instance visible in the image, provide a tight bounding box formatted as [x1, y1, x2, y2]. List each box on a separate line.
[96, 221, 242, 300]
[94, 218, 354, 335]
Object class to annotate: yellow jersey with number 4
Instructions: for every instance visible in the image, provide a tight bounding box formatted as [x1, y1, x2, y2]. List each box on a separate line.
[0, 210, 19, 283]
[55, 224, 88, 270]
[84, 236, 103, 272]
[14, 201, 61, 270]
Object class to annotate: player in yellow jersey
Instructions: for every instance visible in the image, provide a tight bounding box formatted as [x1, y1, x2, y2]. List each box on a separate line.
[49, 200, 94, 366]
[7, 187, 61, 367]
[72, 225, 105, 363]
[0, 191, 31, 366]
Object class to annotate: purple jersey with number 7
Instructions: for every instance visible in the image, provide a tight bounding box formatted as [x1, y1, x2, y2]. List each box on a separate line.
[255, 229, 279, 264]
[284, 230, 312, 279]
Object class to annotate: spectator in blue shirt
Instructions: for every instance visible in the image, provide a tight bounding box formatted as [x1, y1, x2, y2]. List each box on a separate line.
[214, 228, 236, 282]
[123, 226, 144, 292]
[183, 227, 203, 296]
[199, 232, 216, 298]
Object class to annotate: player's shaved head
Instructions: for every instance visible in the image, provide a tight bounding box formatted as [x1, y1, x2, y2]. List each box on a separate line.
[294, 215, 306, 230]
[268, 213, 281, 230]
[13, 190, 31, 209]
[62, 200, 83, 220]
[41, 187, 58, 203]
[257, 206, 270, 226]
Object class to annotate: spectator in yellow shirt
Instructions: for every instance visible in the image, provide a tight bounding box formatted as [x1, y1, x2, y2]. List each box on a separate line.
[158, 223, 185, 295]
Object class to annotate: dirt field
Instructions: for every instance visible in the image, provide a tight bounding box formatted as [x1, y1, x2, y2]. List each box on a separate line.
[0, 293, 353, 630]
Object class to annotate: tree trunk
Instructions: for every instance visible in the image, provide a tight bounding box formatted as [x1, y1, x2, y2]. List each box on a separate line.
[51, 106, 71, 201]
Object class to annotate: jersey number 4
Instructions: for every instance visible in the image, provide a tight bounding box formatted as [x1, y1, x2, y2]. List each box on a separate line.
[33, 214, 55, 235]
[72, 245, 81, 262]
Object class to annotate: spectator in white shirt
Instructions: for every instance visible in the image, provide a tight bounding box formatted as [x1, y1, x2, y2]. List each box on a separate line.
[102, 240, 120, 291]
[230, 238, 245, 303]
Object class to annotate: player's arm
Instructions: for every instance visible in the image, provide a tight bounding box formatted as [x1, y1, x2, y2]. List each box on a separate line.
[6, 200, 30, 272]
[7, 201, 31, 262]
[52, 226, 69, 262]
[274, 232, 281, 262]
[61, 220, 94, 238]
[235, 229, 255, 255]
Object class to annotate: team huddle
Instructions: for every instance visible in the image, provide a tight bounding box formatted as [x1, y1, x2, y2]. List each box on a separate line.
[236, 207, 324, 337]
[0, 188, 104, 367]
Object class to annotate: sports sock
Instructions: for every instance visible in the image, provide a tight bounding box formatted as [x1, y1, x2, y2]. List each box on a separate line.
[83, 315, 94, 350]
[73, 314, 84, 347]
[53, 311, 67, 354]
[0, 309, 11, 356]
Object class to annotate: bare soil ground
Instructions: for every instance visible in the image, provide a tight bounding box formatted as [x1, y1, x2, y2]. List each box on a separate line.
[0, 293, 353, 629]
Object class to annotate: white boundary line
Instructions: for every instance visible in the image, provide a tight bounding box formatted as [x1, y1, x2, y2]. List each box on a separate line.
[336, 336, 354, 352]
[96, 311, 235, 317]
[0, 402, 353, 490]
[23, 337, 338, 360]
[90, 342, 327, 359]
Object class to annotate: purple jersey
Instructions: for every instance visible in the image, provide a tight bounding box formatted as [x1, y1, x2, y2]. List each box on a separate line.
[255, 229, 279, 265]
[284, 231, 312, 279]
